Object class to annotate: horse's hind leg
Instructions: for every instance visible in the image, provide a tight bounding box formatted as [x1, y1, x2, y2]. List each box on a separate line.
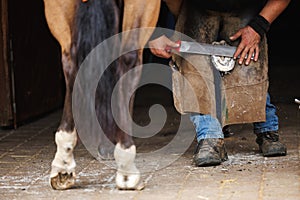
[50, 128, 77, 190]
[49, 50, 77, 190]
[110, 116, 141, 189]
[112, 0, 161, 190]
[114, 141, 140, 189]
[43, 0, 77, 190]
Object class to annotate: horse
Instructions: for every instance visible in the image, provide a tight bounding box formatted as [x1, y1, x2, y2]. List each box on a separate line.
[43, 0, 182, 190]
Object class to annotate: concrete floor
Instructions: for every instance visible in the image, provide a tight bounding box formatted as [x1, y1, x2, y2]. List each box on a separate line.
[0, 101, 299, 200]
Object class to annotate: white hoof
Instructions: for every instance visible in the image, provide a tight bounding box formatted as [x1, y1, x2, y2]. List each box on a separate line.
[50, 130, 77, 190]
[114, 143, 141, 189]
[50, 167, 76, 190]
[115, 171, 140, 190]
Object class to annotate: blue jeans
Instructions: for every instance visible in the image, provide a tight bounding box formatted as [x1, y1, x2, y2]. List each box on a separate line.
[190, 93, 279, 142]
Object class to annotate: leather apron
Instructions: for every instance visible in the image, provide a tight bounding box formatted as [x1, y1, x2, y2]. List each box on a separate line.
[170, 0, 269, 126]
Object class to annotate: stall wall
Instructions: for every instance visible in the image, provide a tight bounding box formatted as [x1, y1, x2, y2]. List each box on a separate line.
[0, 0, 64, 127]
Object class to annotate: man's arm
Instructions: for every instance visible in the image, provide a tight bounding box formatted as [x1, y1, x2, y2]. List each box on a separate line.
[230, 0, 291, 65]
[148, 0, 182, 59]
[148, 35, 179, 59]
[260, 0, 291, 23]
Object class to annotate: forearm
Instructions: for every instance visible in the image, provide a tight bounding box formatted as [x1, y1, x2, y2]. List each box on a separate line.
[259, 0, 291, 24]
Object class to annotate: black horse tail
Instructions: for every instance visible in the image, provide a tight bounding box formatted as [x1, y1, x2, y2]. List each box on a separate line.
[73, 0, 120, 65]
[72, 0, 122, 152]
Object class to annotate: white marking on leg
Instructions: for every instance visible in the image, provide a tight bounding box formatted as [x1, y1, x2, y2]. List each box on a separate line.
[114, 143, 140, 189]
[50, 130, 77, 178]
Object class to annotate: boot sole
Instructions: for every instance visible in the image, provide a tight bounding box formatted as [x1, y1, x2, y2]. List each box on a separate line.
[263, 151, 287, 157]
[194, 157, 222, 167]
[261, 147, 287, 157]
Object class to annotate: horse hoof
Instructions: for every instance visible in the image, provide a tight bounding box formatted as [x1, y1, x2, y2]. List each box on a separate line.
[97, 146, 115, 160]
[115, 172, 141, 190]
[50, 172, 75, 190]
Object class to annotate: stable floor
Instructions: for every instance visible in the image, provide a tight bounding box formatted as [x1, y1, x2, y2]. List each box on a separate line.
[0, 102, 299, 200]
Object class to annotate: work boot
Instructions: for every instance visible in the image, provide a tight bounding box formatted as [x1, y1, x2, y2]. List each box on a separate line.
[193, 138, 228, 167]
[256, 131, 287, 157]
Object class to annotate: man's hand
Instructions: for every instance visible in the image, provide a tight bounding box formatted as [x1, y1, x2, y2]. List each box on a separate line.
[229, 26, 261, 65]
[148, 35, 179, 59]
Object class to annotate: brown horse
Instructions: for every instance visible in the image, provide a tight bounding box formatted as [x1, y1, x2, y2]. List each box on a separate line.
[43, 0, 182, 190]
[44, 0, 182, 189]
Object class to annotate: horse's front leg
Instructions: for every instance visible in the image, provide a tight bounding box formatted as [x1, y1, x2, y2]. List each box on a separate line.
[50, 50, 78, 190]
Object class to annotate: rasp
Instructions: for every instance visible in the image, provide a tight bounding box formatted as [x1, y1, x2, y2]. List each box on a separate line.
[167, 40, 236, 57]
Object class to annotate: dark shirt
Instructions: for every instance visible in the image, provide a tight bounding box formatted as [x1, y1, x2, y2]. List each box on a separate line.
[190, 0, 267, 12]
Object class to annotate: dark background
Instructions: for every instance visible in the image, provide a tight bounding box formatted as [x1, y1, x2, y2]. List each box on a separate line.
[137, 0, 300, 107]
[1, 0, 299, 127]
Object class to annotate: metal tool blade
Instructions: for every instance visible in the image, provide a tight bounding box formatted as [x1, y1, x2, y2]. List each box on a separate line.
[179, 41, 236, 57]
